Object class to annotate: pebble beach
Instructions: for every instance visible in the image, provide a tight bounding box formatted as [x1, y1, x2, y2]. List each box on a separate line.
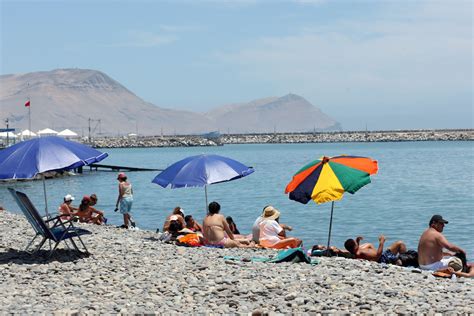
[0, 211, 472, 314]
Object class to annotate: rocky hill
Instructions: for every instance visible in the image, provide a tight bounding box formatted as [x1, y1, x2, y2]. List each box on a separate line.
[0, 69, 340, 135]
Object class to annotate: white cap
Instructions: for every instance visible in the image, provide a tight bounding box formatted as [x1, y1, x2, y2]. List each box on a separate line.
[64, 194, 75, 202]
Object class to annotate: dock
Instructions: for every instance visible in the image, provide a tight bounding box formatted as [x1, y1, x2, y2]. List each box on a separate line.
[79, 163, 163, 173]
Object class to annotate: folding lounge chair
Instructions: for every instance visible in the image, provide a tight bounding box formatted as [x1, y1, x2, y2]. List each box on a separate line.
[8, 188, 92, 257]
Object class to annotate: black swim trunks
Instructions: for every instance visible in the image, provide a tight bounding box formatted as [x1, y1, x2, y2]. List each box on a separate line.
[378, 249, 399, 264]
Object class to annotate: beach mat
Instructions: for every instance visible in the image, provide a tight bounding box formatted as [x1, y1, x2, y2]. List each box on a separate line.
[224, 247, 319, 265]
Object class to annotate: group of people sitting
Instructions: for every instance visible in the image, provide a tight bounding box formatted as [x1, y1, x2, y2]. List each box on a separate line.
[161, 203, 302, 249]
[58, 193, 106, 225]
[161, 204, 472, 278]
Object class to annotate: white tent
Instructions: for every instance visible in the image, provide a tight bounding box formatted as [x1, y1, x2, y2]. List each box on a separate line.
[17, 130, 37, 137]
[37, 128, 58, 136]
[0, 131, 17, 138]
[58, 129, 79, 138]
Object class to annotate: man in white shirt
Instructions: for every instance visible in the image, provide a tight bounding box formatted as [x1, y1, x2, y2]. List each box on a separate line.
[258, 206, 301, 249]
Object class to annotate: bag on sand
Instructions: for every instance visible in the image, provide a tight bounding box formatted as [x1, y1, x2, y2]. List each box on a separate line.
[268, 247, 312, 264]
[176, 233, 202, 247]
[399, 250, 419, 267]
[224, 247, 319, 265]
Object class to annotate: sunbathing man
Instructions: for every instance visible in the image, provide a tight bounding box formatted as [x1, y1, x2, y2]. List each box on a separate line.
[258, 206, 302, 249]
[58, 194, 78, 220]
[344, 235, 407, 265]
[185, 215, 202, 232]
[202, 201, 250, 248]
[163, 207, 186, 232]
[417, 214, 466, 271]
[76, 195, 105, 225]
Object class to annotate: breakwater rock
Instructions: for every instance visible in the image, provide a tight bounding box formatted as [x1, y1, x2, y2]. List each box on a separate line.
[90, 129, 472, 148]
[222, 129, 473, 144]
[91, 136, 220, 148]
[0, 212, 472, 314]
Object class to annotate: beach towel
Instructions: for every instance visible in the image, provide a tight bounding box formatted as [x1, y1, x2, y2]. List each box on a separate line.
[224, 247, 319, 265]
[176, 233, 202, 247]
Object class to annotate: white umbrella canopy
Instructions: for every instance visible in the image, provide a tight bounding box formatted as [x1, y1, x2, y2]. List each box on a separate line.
[58, 129, 79, 137]
[17, 130, 37, 137]
[37, 128, 58, 136]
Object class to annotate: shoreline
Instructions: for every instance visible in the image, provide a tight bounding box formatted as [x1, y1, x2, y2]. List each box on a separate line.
[89, 129, 473, 148]
[0, 211, 472, 314]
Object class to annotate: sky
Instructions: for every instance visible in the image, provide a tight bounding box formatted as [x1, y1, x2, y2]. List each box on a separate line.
[1, 0, 472, 131]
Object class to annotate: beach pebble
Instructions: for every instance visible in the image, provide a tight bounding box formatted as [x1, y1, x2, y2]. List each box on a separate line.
[0, 211, 472, 314]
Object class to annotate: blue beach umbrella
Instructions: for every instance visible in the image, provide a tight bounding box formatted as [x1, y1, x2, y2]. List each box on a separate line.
[152, 154, 254, 211]
[0, 136, 108, 216]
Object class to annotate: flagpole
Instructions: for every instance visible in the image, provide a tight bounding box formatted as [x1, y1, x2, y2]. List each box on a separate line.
[28, 103, 31, 137]
[27, 82, 31, 138]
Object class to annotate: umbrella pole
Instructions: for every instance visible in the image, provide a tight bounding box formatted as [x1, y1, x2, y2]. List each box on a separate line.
[205, 185, 209, 213]
[326, 201, 335, 257]
[42, 174, 50, 219]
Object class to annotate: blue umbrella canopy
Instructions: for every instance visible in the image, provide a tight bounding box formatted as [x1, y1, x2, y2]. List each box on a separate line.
[152, 154, 254, 210]
[0, 136, 108, 218]
[0, 136, 108, 180]
[152, 154, 254, 188]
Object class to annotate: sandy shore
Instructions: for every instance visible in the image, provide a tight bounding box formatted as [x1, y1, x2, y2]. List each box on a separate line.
[0, 211, 472, 314]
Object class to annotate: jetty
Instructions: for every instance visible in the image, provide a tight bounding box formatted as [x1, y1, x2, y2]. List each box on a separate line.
[76, 164, 162, 173]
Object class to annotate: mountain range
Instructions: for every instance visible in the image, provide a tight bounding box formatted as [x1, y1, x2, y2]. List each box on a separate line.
[0, 69, 341, 136]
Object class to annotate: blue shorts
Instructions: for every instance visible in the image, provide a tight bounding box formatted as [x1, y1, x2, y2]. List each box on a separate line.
[379, 249, 399, 264]
[119, 196, 133, 214]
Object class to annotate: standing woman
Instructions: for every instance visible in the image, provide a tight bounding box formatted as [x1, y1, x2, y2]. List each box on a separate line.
[116, 172, 134, 228]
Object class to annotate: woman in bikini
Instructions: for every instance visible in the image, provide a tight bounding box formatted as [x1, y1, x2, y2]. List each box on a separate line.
[202, 202, 250, 248]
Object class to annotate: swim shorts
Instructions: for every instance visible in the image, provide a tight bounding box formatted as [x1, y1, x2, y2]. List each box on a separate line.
[379, 249, 399, 264]
[119, 196, 133, 214]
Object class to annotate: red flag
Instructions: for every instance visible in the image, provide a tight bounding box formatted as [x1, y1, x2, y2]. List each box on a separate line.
[25, 100, 30, 107]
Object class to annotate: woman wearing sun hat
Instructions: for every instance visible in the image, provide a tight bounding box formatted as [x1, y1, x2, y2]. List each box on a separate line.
[116, 172, 134, 228]
[258, 205, 302, 249]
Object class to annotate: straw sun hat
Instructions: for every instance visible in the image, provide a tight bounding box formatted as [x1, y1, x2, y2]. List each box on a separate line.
[262, 205, 280, 220]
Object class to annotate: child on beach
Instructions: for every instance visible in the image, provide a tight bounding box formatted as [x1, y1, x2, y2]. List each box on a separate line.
[226, 216, 240, 234]
[185, 215, 202, 232]
[116, 173, 134, 229]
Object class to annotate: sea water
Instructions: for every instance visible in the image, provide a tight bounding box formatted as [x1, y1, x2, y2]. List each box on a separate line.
[1, 141, 473, 258]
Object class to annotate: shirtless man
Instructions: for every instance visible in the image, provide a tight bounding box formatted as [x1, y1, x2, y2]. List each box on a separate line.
[202, 201, 250, 248]
[344, 235, 407, 265]
[418, 214, 466, 271]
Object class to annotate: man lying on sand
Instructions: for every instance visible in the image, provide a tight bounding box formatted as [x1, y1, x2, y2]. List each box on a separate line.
[418, 214, 466, 271]
[344, 235, 407, 265]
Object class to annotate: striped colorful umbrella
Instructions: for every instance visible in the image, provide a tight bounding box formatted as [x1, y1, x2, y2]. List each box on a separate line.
[285, 155, 378, 253]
